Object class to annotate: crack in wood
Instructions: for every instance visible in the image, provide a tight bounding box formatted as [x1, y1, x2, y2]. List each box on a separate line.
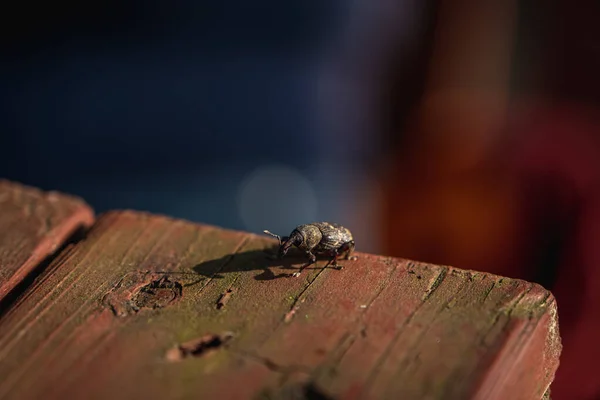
[390, 278, 473, 380]
[396, 272, 516, 397]
[197, 236, 250, 293]
[482, 280, 496, 303]
[506, 283, 535, 317]
[0, 230, 85, 321]
[479, 282, 537, 351]
[362, 266, 468, 395]
[423, 267, 448, 301]
[310, 332, 357, 384]
[0, 226, 107, 356]
[50, 325, 117, 393]
[179, 226, 213, 269]
[235, 349, 312, 378]
[281, 264, 329, 323]
[317, 258, 403, 371]
[537, 292, 552, 308]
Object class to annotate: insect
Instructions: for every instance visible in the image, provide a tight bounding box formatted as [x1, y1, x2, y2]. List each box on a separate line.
[263, 222, 358, 277]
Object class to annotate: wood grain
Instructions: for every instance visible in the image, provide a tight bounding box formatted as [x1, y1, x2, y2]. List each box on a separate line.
[0, 180, 94, 303]
[0, 211, 561, 400]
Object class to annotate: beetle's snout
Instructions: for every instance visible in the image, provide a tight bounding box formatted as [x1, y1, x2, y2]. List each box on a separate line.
[278, 244, 288, 259]
[278, 237, 294, 259]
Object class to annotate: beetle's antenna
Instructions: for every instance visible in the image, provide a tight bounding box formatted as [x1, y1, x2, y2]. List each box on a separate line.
[263, 230, 282, 245]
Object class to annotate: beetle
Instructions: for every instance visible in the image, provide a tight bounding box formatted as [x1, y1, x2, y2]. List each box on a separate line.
[263, 222, 358, 277]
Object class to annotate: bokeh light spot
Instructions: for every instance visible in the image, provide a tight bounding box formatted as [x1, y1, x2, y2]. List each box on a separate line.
[237, 165, 318, 235]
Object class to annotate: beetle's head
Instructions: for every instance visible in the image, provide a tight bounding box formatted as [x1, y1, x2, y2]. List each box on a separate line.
[263, 229, 301, 259]
[279, 231, 303, 258]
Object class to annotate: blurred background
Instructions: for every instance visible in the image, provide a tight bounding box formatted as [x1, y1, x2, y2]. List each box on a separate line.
[1, 0, 599, 398]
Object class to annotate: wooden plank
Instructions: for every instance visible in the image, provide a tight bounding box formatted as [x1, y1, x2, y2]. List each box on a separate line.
[0, 211, 561, 400]
[0, 180, 94, 304]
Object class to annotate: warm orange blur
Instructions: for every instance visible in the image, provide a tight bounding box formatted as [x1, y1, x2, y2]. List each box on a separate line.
[378, 1, 600, 399]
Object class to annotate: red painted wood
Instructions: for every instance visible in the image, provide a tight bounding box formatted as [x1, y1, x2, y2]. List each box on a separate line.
[0, 209, 561, 399]
[0, 180, 94, 303]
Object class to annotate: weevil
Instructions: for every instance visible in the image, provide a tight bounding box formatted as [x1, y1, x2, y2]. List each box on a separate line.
[263, 222, 358, 277]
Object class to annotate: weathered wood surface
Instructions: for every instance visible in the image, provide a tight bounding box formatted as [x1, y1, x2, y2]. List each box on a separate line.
[0, 210, 561, 400]
[0, 180, 94, 304]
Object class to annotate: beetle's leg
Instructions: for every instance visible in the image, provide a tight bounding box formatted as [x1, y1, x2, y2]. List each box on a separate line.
[305, 251, 317, 266]
[325, 250, 339, 268]
[343, 240, 358, 261]
[331, 241, 357, 270]
[292, 251, 317, 277]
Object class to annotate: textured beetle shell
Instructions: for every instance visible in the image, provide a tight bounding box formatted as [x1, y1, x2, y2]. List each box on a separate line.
[295, 222, 353, 254]
[293, 224, 322, 251]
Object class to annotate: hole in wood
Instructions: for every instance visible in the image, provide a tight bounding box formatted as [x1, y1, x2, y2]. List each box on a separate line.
[103, 272, 185, 317]
[132, 277, 183, 310]
[166, 332, 234, 362]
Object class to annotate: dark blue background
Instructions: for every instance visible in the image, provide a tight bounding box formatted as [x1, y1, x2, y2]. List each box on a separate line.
[0, 1, 420, 251]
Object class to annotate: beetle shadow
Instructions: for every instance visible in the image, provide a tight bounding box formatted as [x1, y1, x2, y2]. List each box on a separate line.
[192, 244, 339, 281]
